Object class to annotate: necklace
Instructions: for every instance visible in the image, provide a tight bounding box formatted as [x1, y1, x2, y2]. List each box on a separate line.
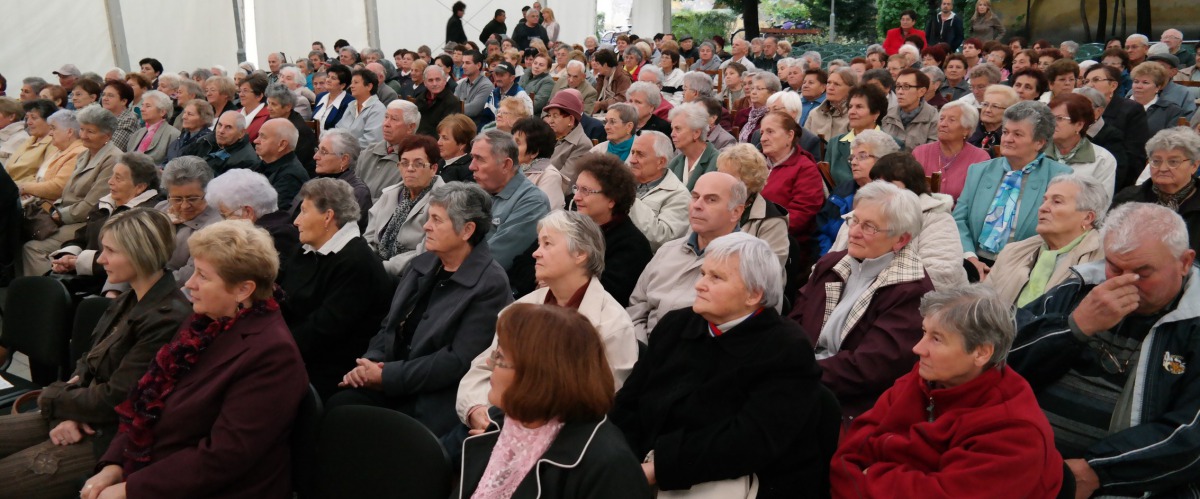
[939, 143, 964, 172]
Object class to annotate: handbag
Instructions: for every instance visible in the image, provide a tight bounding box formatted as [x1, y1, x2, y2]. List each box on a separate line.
[22, 201, 59, 241]
[657, 475, 759, 499]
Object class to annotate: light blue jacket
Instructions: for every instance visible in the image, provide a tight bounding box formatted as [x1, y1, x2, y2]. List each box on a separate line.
[487, 173, 550, 270]
[952, 155, 1072, 257]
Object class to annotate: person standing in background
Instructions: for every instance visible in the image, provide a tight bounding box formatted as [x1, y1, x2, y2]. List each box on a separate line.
[446, 1, 468, 44]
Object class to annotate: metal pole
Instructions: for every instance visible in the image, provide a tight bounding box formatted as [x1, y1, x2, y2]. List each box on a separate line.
[365, 0, 381, 50]
[104, 0, 130, 70]
[232, 0, 247, 63]
[829, 0, 836, 42]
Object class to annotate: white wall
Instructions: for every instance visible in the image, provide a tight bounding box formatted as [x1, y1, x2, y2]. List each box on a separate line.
[1, 0, 114, 84]
[253, 0, 367, 66]
[123, 0, 241, 75]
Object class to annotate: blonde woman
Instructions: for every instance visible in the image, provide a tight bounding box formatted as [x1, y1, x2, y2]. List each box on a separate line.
[541, 7, 560, 43]
[971, 0, 1005, 41]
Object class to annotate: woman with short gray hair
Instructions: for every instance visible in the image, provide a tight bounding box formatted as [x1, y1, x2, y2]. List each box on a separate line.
[157, 156, 222, 283]
[692, 41, 722, 72]
[831, 283, 1063, 498]
[666, 102, 718, 188]
[205, 168, 300, 263]
[590, 102, 639, 161]
[128, 89, 181, 165]
[1112, 127, 1200, 253]
[953, 100, 1073, 278]
[912, 100, 991, 200]
[681, 71, 714, 103]
[294, 128, 371, 230]
[279, 177, 393, 400]
[329, 181, 513, 439]
[20, 109, 87, 203]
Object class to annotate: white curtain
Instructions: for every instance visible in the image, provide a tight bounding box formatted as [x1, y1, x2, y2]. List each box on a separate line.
[629, 0, 670, 39]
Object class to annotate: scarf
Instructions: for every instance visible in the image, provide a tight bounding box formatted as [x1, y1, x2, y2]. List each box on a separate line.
[740, 105, 769, 143]
[979, 156, 1040, 254]
[899, 103, 922, 127]
[378, 183, 433, 260]
[1153, 178, 1197, 211]
[1017, 231, 1089, 307]
[606, 136, 634, 161]
[114, 292, 280, 475]
[471, 417, 565, 499]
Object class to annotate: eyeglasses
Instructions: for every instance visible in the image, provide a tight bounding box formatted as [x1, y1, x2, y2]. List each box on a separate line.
[848, 216, 890, 236]
[1149, 158, 1195, 170]
[572, 184, 603, 197]
[1053, 115, 1073, 123]
[485, 349, 512, 369]
[219, 207, 244, 219]
[399, 159, 430, 169]
[979, 102, 1008, 112]
[168, 195, 204, 206]
[894, 84, 927, 91]
[849, 152, 876, 164]
[1084, 77, 1114, 85]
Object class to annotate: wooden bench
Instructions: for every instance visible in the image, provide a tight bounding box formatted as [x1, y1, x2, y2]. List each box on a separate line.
[305, 120, 320, 140]
[816, 161, 835, 190]
[701, 69, 724, 93]
[926, 171, 942, 193]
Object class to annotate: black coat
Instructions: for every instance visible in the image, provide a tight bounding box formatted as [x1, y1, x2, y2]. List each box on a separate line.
[511, 23, 549, 51]
[287, 111, 317, 177]
[415, 87, 463, 137]
[1103, 96, 1150, 188]
[599, 215, 652, 307]
[253, 152, 310, 212]
[925, 12, 964, 51]
[1112, 181, 1200, 254]
[164, 127, 212, 164]
[611, 308, 829, 499]
[581, 114, 607, 143]
[1089, 121, 1132, 191]
[479, 19, 507, 44]
[637, 114, 672, 138]
[440, 154, 474, 183]
[446, 15, 467, 43]
[0, 166, 19, 283]
[278, 236, 393, 400]
[197, 135, 260, 177]
[256, 210, 300, 268]
[457, 418, 653, 499]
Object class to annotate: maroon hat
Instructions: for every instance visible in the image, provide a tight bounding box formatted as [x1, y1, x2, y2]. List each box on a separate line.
[542, 88, 583, 122]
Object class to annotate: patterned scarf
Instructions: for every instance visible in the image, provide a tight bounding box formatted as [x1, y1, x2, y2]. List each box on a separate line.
[378, 184, 432, 260]
[471, 417, 565, 499]
[739, 105, 769, 143]
[1153, 178, 1197, 211]
[113, 293, 279, 475]
[979, 157, 1039, 254]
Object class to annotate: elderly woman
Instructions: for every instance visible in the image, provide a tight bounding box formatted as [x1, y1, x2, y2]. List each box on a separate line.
[20, 109, 86, 203]
[590, 103, 638, 162]
[733, 71, 780, 143]
[613, 233, 828, 498]
[989, 174, 1108, 306]
[483, 96, 530, 134]
[460, 210, 640, 431]
[127, 90, 180, 165]
[204, 76, 240, 124]
[49, 152, 162, 291]
[1130, 62, 1188, 137]
[550, 45, 571, 79]
[827, 84, 891, 187]
[312, 65, 356, 132]
[156, 157, 222, 283]
[100, 80, 140, 151]
[22, 105, 123, 277]
[510, 117, 564, 210]
[70, 79, 103, 110]
[913, 101, 992, 200]
[331, 182, 512, 438]
[458, 304, 651, 498]
[205, 168, 299, 264]
[265, 83, 317, 175]
[5, 100, 57, 183]
[817, 130, 901, 256]
[364, 134, 443, 277]
[790, 181, 935, 420]
[0, 209, 189, 498]
[716, 144, 791, 267]
[955, 101, 1073, 279]
[625, 82, 671, 137]
[830, 153, 969, 290]
[236, 73, 269, 142]
[698, 96, 738, 151]
[82, 220, 308, 499]
[1113, 127, 1200, 253]
[692, 41, 722, 72]
[758, 110, 825, 253]
[164, 99, 215, 163]
[968, 84, 1019, 151]
[666, 102, 719, 190]
[436, 113, 476, 182]
[295, 129, 372, 231]
[335, 69, 386, 149]
[1046, 93, 1118, 195]
[830, 285, 1064, 497]
[279, 178, 391, 400]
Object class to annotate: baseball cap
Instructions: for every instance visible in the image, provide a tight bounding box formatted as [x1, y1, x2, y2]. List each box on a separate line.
[53, 64, 81, 77]
[493, 62, 516, 75]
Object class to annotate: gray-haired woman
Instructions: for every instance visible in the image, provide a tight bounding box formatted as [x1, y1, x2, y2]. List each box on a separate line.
[292, 128, 371, 230]
[205, 168, 300, 263]
[23, 104, 124, 276]
[279, 177, 392, 400]
[156, 156, 222, 283]
[1113, 127, 1200, 253]
[691, 41, 722, 72]
[164, 99, 215, 163]
[330, 182, 513, 438]
[590, 103, 638, 162]
[128, 90, 180, 164]
[19, 109, 87, 203]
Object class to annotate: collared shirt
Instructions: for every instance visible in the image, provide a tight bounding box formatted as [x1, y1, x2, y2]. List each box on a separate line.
[136, 121, 163, 153]
[800, 94, 826, 126]
[303, 222, 360, 255]
[636, 171, 668, 198]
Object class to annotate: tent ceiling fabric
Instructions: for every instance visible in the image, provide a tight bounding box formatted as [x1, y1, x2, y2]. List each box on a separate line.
[253, 0, 367, 66]
[379, 0, 597, 54]
[2, 0, 114, 83]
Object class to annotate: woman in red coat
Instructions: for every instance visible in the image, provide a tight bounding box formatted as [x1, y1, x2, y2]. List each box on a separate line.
[82, 220, 308, 499]
[883, 9, 928, 55]
[831, 285, 1064, 498]
[757, 112, 824, 257]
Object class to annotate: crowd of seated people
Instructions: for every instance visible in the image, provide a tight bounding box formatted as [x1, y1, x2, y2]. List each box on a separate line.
[1, 6, 1200, 497]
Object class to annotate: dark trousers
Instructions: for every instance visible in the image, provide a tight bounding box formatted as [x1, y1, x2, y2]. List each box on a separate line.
[0, 412, 96, 499]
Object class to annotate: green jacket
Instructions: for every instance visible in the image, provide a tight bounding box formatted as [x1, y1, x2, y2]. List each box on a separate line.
[667, 142, 719, 190]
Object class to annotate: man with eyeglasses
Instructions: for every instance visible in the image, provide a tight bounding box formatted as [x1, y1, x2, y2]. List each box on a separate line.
[1160, 29, 1194, 67]
[1084, 64, 1149, 190]
[1010, 202, 1200, 499]
[882, 68, 938, 152]
[1124, 34, 1151, 68]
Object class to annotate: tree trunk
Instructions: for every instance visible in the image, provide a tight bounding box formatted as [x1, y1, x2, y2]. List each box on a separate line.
[1080, 0, 1091, 43]
[743, 0, 760, 39]
[1136, 0, 1150, 36]
[1097, 0, 1107, 42]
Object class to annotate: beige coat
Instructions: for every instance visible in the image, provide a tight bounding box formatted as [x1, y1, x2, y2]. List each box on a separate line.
[832, 193, 968, 290]
[550, 77, 599, 115]
[986, 230, 1104, 305]
[742, 194, 790, 268]
[522, 158, 565, 210]
[363, 177, 445, 276]
[5, 135, 55, 183]
[21, 140, 85, 202]
[550, 125, 593, 194]
[804, 99, 849, 142]
[455, 276, 637, 423]
[629, 170, 690, 252]
[56, 143, 120, 225]
[881, 102, 939, 152]
[127, 122, 181, 165]
[626, 235, 704, 342]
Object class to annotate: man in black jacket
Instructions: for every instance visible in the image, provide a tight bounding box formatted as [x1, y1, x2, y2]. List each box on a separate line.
[925, 0, 964, 51]
[478, 9, 507, 44]
[1084, 64, 1149, 190]
[445, 1, 467, 44]
[253, 119, 310, 211]
[197, 111, 261, 177]
[511, 8, 548, 51]
[414, 66, 462, 137]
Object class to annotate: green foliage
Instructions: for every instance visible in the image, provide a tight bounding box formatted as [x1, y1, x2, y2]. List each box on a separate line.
[672, 9, 739, 43]
[762, 0, 811, 24]
[805, 0, 879, 42]
[876, 0, 980, 41]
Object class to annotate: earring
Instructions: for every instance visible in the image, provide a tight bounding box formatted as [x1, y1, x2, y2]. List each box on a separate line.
[237, 301, 245, 311]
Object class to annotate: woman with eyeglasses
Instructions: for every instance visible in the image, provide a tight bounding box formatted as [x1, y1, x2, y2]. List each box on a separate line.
[1128, 62, 1188, 138]
[967, 84, 1018, 151]
[1112, 127, 1200, 253]
[292, 129, 372, 231]
[364, 134, 444, 277]
[1045, 93, 1118, 195]
[154, 156, 222, 284]
[816, 130, 899, 257]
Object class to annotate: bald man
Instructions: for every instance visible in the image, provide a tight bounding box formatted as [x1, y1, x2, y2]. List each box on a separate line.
[366, 62, 398, 105]
[253, 118, 310, 210]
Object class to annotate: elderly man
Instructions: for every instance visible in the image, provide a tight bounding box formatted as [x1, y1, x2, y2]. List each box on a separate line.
[958, 63, 1002, 109]
[197, 111, 260, 177]
[628, 131, 692, 251]
[550, 60, 598, 115]
[482, 61, 531, 127]
[627, 82, 672, 137]
[593, 49, 633, 113]
[1161, 29, 1195, 65]
[511, 7, 548, 51]
[542, 89, 591, 194]
[252, 118, 310, 211]
[635, 66, 675, 119]
[1143, 53, 1197, 115]
[278, 66, 315, 120]
[357, 100, 419, 202]
[627, 171, 746, 342]
[364, 62, 398, 105]
[53, 64, 80, 95]
[1125, 34, 1150, 67]
[720, 38, 756, 70]
[453, 51, 493, 126]
[469, 129, 550, 270]
[1084, 64, 1150, 190]
[1010, 203, 1200, 499]
[882, 68, 938, 152]
[415, 65, 462, 137]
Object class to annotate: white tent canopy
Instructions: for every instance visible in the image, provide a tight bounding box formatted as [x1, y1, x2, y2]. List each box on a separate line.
[0, 0, 683, 83]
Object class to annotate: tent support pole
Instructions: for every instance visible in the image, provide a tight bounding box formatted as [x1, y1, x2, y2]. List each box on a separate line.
[104, 0, 130, 70]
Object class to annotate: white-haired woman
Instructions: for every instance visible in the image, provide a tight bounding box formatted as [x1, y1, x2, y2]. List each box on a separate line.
[458, 210, 639, 436]
[280, 178, 393, 400]
[128, 90, 180, 165]
[790, 181, 935, 420]
[666, 102, 719, 190]
[19, 109, 86, 203]
[626, 81, 671, 136]
[205, 168, 300, 264]
[296, 128, 372, 231]
[988, 174, 1108, 306]
[590, 103, 638, 162]
[913, 100, 992, 200]
[612, 232, 829, 496]
[154, 156, 222, 283]
[816, 129, 901, 256]
[1113, 127, 1200, 253]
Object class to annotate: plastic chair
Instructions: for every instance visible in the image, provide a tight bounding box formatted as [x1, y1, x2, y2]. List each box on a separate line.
[291, 384, 323, 497]
[70, 296, 112, 368]
[0, 277, 74, 407]
[314, 405, 451, 499]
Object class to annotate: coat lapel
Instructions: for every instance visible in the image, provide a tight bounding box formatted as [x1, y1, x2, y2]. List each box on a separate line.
[836, 245, 924, 340]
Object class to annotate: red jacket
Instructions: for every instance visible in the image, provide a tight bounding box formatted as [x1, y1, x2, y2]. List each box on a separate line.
[883, 28, 927, 55]
[244, 107, 270, 143]
[832, 364, 1064, 498]
[760, 145, 824, 242]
